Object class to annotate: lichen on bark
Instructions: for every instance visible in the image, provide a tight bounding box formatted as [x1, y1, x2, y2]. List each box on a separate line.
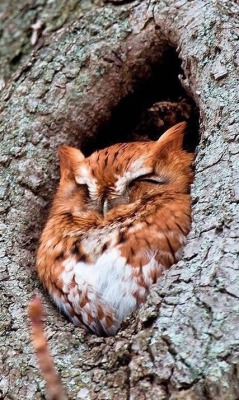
[0, 0, 239, 399]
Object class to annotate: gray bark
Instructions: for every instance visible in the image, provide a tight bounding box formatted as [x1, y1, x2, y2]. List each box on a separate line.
[0, 0, 239, 399]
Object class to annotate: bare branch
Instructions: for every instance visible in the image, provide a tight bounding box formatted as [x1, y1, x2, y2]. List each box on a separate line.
[28, 297, 68, 400]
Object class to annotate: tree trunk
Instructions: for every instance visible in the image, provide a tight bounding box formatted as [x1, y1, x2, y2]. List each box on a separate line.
[0, 0, 238, 399]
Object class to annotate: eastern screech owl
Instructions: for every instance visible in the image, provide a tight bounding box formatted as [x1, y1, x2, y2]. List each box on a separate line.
[37, 122, 194, 336]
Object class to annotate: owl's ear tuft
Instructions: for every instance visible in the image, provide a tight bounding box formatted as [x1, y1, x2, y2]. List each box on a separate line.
[157, 121, 187, 152]
[58, 145, 85, 181]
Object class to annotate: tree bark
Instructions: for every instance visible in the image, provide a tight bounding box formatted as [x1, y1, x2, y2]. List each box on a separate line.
[0, 0, 239, 399]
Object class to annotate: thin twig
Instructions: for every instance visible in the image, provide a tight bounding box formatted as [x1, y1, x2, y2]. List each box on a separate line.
[28, 297, 68, 400]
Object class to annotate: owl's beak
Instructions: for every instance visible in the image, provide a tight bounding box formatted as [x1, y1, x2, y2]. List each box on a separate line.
[103, 199, 108, 216]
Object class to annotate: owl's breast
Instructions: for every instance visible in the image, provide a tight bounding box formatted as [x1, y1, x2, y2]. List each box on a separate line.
[80, 224, 123, 263]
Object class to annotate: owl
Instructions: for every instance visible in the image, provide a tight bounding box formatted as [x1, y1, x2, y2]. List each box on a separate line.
[36, 122, 194, 336]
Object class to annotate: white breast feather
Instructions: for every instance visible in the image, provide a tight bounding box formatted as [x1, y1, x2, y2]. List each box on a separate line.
[59, 247, 162, 325]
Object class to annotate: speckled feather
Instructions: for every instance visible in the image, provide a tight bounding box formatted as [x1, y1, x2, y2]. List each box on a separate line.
[37, 122, 194, 336]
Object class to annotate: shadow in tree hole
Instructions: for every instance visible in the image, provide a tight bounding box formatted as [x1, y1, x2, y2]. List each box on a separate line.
[82, 47, 199, 156]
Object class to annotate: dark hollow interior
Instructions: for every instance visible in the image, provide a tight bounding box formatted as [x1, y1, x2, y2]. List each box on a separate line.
[82, 47, 199, 156]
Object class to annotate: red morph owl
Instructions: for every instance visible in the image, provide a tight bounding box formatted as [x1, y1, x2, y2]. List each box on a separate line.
[37, 122, 194, 336]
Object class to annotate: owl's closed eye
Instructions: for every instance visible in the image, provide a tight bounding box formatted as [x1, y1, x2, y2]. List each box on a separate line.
[37, 122, 194, 336]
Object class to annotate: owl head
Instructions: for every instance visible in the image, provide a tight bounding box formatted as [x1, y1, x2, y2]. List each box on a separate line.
[52, 122, 194, 218]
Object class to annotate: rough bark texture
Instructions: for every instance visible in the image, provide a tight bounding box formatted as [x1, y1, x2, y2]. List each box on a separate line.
[0, 0, 239, 399]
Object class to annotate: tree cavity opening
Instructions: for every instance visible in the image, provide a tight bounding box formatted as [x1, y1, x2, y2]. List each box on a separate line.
[82, 46, 199, 156]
